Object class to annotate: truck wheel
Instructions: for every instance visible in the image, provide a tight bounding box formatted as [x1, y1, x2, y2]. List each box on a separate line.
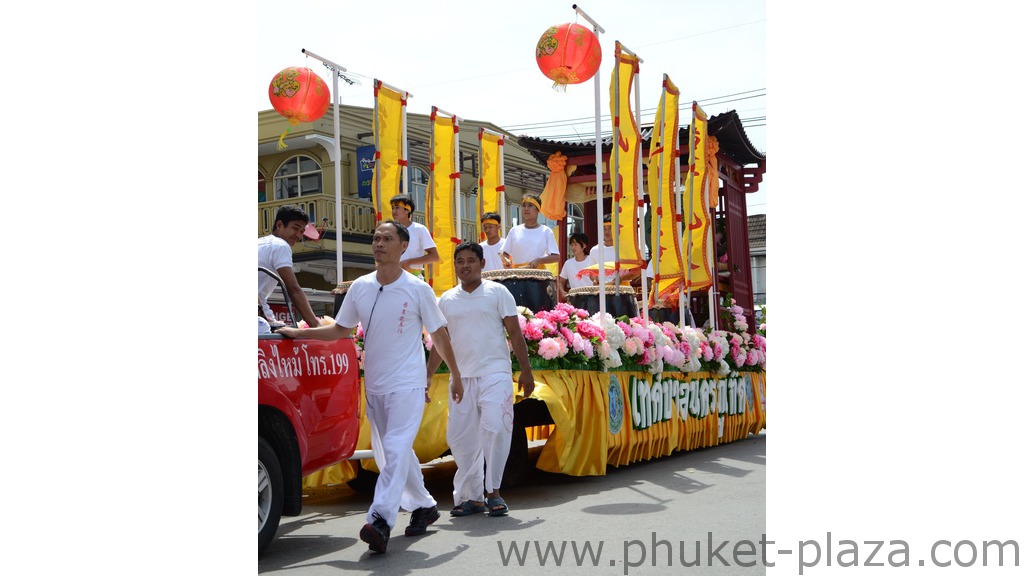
[346, 461, 379, 494]
[259, 435, 284, 555]
[501, 424, 528, 488]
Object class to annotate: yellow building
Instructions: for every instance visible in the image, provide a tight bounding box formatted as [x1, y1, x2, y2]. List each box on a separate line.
[258, 104, 556, 306]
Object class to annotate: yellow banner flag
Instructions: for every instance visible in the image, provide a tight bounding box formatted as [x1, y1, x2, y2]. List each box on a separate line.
[371, 81, 407, 220]
[477, 130, 504, 239]
[427, 111, 458, 296]
[646, 76, 686, 306]
[607, 43, 643, 275]
[683, 103, 713, 290]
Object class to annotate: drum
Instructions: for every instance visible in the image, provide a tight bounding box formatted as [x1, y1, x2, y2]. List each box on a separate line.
[482, 269, 557, 312]
[648, 304, 680, 324]
[567, 285, 638, 319]
[331, 281, 354, 317]
[648, 302, 695, 326]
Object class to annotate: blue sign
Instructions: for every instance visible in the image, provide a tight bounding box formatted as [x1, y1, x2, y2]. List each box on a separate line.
[356, 145, 375, 199]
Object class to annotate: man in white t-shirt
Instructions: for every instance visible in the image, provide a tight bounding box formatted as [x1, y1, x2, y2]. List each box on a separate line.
[500, 193, 560, 269]
[558, 232, 595, 300]
[390, 193, 438, 279]
[427, 242, 534, 518]
[479, 211, 509, 272]
[257, 205, 321, 327]
[278, 220, 463, 554]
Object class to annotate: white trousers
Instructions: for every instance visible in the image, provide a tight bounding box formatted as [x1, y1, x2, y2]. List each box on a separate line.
[365, 387, 436, 528]
[446, 372, 514, 505]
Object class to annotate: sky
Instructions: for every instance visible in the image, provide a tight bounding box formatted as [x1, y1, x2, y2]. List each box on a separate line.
[258, 0, 767, 215]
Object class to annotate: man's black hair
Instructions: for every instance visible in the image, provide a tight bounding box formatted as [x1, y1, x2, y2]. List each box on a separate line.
[274, 205, 311, 229]
[453, 241, 484, 261]
[378, 219, 410, 243]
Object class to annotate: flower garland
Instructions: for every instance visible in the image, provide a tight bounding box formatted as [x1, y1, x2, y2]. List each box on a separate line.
[301, 302, 767, 376]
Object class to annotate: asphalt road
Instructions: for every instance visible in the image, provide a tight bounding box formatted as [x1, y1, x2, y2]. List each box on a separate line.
[259, 431, 766, 575]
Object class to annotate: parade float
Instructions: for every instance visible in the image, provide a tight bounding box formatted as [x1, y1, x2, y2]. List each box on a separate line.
[263, 6, 767, 493]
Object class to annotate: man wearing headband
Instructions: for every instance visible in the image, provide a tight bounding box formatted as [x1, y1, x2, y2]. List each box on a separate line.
[479, 211, 509, 272]
[500, 193, 560, 269]
[390, 194, 439, 279]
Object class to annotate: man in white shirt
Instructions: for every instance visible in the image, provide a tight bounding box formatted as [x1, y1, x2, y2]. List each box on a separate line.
[257, 205, 321, 327]
[479, 211, 509, 272]
[427, 242, 534, 518]
[278, 220, 464, 554]
[501, 193, 560, 269]
[390, 193, 439, 279]
[558, 232, 595, 300]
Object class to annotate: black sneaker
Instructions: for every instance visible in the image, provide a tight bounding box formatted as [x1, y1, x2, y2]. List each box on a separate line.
[360, 512, 391, 553]
[405, 505, 440, 536]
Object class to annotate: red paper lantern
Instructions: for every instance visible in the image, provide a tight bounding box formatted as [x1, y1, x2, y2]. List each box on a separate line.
[268, 67, 331, 149]
[535, 23, 602, 91]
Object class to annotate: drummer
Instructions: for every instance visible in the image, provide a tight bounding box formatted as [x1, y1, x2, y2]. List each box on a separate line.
[588, 215, 641, 285]
[479, 211, 510, 272]
[558, 232, 595, 301]
[391, 193, 439, 279]
[500, 193, 560, 270]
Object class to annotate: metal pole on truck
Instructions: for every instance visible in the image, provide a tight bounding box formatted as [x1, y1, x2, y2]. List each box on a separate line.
[302, 48, 347, 285]
[573, 4, 607, 329]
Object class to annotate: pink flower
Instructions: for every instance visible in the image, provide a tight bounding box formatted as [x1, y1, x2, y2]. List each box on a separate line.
[538, 338, 561, 360]
[712, 342, 724, 361]
[617, 321, 633, 338]
[581, 339, 594, 358]
[574, 308, 590, 319]
[622, 337, 641, 357]
[571, 332, 585, 352]
[522, 322, 543, 341]
[518, 315, 527, 332]
[733, 349, 747, 366]
[577, 320, 605, 341]
[554, 302, 577, 316]
[559, 326, 574, 343]
[678, 340, 692, 361]
[753, 334, 766, 351]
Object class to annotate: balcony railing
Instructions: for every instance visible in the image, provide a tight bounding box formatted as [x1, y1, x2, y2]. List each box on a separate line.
[258, 194, 480, 241]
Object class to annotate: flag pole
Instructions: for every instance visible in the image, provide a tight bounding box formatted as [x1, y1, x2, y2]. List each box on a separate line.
[573, 4, 607, 327]
[301, 48, 346, 285]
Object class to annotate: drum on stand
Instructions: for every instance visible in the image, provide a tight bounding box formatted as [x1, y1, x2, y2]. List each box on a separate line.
[648, 301, 695, 326]
[481, 269, 557, 312]
[567, 285, 638, 319]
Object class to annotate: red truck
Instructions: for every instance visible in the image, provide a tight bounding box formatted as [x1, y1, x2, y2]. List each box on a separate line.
[258, 267, 360, 555]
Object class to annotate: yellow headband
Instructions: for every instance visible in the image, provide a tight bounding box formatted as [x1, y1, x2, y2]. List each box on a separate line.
[392, 201, 413, 213]
[481, 218, 499, 226]
[603, 222, 613, 228]
[523, 197, 541, 210]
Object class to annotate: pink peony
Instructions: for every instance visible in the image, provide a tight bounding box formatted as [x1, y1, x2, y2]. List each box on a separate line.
[577, 320, 605, 340]
[559, 326, 574, 343]
[581, 339, 594, 358]
[712, 342, 724, 361]
[523, 321, 544, 341]
[622, 336, 641, 357]
[538, 338, 561, 360]
[571, 332, 585, 352]
[617, 321, 633, 338]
